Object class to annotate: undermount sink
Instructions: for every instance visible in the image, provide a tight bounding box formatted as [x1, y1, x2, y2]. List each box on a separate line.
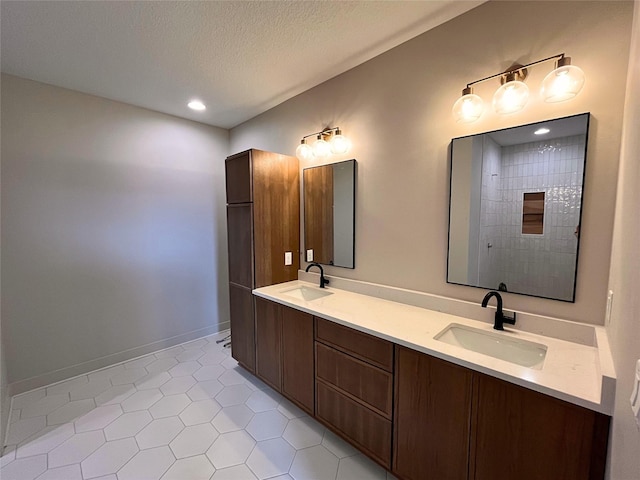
[434, 323, 547, 369]
[281, 285, 333, 302]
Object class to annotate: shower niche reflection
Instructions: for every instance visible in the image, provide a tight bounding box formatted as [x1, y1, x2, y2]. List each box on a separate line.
[447, 113, 590, 302]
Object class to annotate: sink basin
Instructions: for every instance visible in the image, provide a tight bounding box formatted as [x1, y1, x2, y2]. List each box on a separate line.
[281, 286, 333, 302]
[434, 323, 547, 369]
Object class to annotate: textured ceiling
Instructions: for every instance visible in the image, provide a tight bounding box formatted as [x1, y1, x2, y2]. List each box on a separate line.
[1, 1, 483, 129]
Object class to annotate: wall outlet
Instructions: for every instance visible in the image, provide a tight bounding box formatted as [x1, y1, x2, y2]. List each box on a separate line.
[284, 251, 292, 266]
[306, 249, 313, 262]
[605, 290, 614, 325]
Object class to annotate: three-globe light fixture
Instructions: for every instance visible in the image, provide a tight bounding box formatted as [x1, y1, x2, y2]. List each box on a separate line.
[295, 127, 351, 161]
[453, 53, 585, 123]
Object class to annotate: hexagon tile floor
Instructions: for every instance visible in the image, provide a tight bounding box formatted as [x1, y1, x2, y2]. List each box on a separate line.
[1, 330, 399, 480]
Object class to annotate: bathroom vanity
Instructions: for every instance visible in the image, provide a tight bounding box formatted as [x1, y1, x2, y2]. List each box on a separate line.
[249, 279, 614, 480]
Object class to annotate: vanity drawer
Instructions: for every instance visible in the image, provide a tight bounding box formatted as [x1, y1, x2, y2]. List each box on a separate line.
[316, 380, 392, 468]
[316, 342, 393, 418]
[315, 318, 394, 372]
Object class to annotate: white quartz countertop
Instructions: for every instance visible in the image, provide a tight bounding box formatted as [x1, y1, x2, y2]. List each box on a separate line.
[253, 280, 615, 415]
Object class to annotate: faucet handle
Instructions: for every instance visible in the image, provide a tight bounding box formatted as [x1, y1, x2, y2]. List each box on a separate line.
[503, 311, 516, 325]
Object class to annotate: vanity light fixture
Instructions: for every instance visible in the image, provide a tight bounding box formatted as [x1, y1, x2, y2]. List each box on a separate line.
[295, 127, 350, 161]
[534, 127, 550, 135]
[453, 53, 585, 123]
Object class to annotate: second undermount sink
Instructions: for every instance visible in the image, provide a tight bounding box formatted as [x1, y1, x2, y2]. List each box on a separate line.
[281, 285, 333, 302]
[434, 323, 547, 369]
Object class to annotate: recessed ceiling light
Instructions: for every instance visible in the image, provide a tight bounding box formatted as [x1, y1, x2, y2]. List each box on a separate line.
[188, 100, 206, 111]
[534, 127, 550, 135]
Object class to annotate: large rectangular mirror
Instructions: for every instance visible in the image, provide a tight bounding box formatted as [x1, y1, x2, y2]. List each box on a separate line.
[447, 113, 590, 302]
[304, 159, 356, 268]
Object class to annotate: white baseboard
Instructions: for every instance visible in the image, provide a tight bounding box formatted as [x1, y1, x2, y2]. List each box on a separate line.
[8, 322, 230, 397]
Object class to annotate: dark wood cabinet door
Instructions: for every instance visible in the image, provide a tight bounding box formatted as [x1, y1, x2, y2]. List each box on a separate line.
[281, 306, 314, 414]
[255, 297, 282, 391]
[225, 151, 252, 204]
[227, 205, 253, 289]
[393, 347, 473, 480]
[470, 373, 609, 480]
[229, 284, 255, 372]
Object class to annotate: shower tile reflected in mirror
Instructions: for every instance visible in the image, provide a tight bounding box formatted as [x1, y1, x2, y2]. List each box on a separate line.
[447, 113, 590, 302]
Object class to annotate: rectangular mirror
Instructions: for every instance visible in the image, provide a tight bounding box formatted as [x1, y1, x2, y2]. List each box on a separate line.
[447, 113, 590, 302]
[304, 159, 356, 268]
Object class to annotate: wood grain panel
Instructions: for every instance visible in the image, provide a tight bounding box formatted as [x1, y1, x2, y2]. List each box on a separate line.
[255, 297, 282, 391]
[315, 318, 394, 372]
[304, 164, 334, 265]
[225, 151, 252, 204]
[470, 373, 607, 480]
[227, 204, 253, 288]
[228, 284, 255, 372]
[252, 149, 300, 287]
[316, 342, 393, 418]
[316, 380, 392, 468]
[282, 307, 315, 414]
[393, 346, 472, 480]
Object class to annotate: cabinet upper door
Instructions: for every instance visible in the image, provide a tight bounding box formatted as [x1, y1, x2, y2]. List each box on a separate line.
[226, 151, 252, 204]
[227, 204, 253, 288]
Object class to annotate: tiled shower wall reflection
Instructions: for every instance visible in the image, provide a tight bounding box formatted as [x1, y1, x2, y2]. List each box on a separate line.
[478, 134, 585, 300]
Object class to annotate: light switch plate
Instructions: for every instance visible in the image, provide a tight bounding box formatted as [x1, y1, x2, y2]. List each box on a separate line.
[605, 290, 614, 325]
[284, 251, 293, 266]
[306, 249, 313, 262]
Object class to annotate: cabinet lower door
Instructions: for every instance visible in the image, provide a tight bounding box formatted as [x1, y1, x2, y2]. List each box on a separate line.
[229, 283, 255, 372]
[281, 307, 314, 414]
[255, 297, 282, 390]
[470, 374, 609, 480]
[393, 346, 473, 480]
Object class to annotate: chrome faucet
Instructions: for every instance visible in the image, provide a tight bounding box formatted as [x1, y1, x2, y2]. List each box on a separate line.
[481, 291, 516, 331]
[305, 262, 330, 288]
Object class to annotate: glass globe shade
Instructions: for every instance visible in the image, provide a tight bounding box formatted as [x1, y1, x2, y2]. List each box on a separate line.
[312, 138, 331, 159]
[452, 93, 484, 123]
[541, 65, 585, 103]
[330, 134, 351, 154]
[295, 142, 314, 161]
[493, 81, 529, 115]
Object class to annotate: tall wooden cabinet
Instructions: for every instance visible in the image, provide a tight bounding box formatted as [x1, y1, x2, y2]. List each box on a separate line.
[225, 149, 299, 372]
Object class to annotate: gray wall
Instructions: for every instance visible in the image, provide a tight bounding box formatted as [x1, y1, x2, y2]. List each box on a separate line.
[229, 1, 633, 326]
[606, 2, 640, 478]
[1, 75, 230, 392]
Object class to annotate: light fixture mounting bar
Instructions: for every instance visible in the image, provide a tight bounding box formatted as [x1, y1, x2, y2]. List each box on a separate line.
[300, 127, 340, 141]
[466, 53, 565, 89]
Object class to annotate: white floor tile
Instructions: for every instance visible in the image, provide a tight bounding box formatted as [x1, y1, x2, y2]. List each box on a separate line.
[146, 358, 178, 373]
[215, 384, 252, 407]
[104, 411, 153, 441]
[289, 445, 339, 480]
[88, 365, 125, 383]
[135, 372, 171, 390]
[246, 437, 295, 479]
[69, 379, 111, 401]
[168, 361, 200, 378]
[169, 423, 219, 459]
[198, 351, 227, 366]
[45, 376, 88, 396]
[211, 405, 254, 433]
[124, 355, 156, 370]
[246, 389, 282, 413]
[110, 367, 148, 386]
[186, 379, 224, 401]
[206, 430, 256, 469]
[161, 455, 215, 480]
[16, 424, 75, 458]
[74, 404, 122, 433]
[1, 445, 17, 467]
[135, 417, 184, 450]
[336, 454, 387, 480]
[179, 398, 221, 426]
[321, 429, 359, 458]
[80, 437, 138, 479]
[48, 431, 105, 468]
[34, 463, 82, 480]
[282, 417, 324, 449]
[10, 409, 21, 424]
[11, 390, 46, 410]
[149, 394, 191, 419]
[175, 349, 205, 363]
[117, 445, 175, 480]
[182, 338, 209, 350]
[277, 399, 308, 420]
[6, 416, 47, 445]
[154, 346, 184, 359]
[94, 385, 136, 406]
[121, 389, 163, 413]
[0, 454, 47, 480]
[21, 394, 69, 419]
[160, 376, 197, 396]
[246, 410, 288, 441]
[210, 464, 258, 480]
[47, 399, 95, 425]
[193, 364, 225, 381]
